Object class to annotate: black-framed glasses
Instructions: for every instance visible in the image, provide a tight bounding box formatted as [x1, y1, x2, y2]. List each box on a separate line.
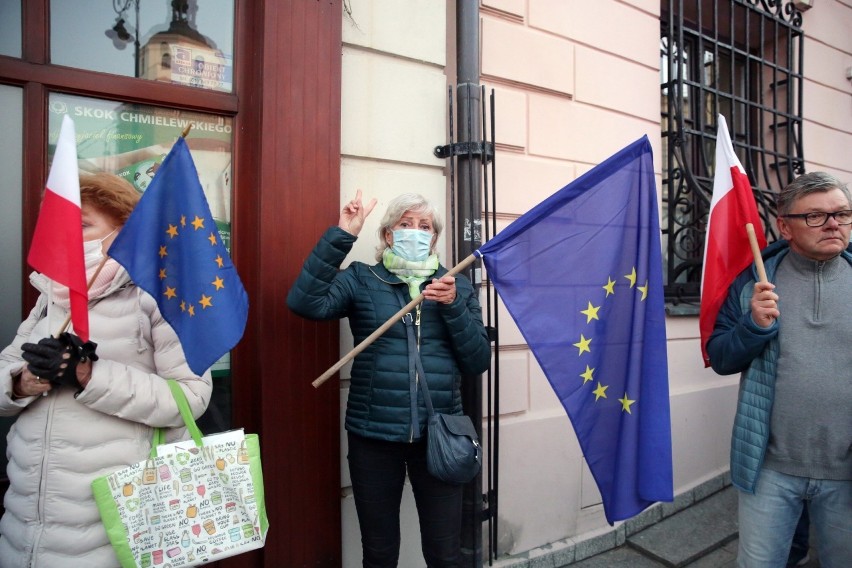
[781, 209, 852, 227]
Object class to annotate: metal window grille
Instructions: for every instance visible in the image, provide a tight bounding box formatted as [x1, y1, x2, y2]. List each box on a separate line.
[660, 0, 804, 306]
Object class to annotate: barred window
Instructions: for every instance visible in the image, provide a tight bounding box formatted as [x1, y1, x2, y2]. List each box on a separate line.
[660, 0, 804, 308]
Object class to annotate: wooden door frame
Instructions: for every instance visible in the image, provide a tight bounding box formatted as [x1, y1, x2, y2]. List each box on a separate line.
[2, 1, 344, 565]
[229, 1, 344, 566]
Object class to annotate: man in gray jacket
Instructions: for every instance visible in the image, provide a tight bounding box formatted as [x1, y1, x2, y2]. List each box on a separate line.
[707, 172, 852, 567]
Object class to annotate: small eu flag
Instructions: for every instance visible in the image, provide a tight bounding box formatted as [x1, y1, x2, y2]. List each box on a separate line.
[475, 136, 673, 524]
[109, 137, 248, 375]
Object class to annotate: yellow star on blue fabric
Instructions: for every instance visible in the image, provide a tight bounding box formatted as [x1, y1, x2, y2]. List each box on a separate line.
[580, 301, 600, 323]
[625, 267, 637, 288]
[573, 334, 592, 355]
[580, 365, 594, 384]
[593, 382, 608, 401]
[638, 280, 648, 301]
[619, 393, 636, 413]
[602, 277, 616, 297]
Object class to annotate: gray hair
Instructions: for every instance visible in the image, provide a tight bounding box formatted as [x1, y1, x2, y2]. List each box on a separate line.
[777, 172, 850, 215]
[375, 193, 443, 260]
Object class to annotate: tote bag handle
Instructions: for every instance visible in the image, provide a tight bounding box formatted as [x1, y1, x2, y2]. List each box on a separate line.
[149, 380, 205, 457]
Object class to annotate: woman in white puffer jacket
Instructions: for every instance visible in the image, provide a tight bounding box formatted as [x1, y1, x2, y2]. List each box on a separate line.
[0, 173, 211, 567]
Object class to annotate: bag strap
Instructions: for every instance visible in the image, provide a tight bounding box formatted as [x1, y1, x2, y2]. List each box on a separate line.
[394, 287, 436, 418]
[167, 380, 204, 446]
[149, 428, 165, 457]
[150, 380, 205, 457]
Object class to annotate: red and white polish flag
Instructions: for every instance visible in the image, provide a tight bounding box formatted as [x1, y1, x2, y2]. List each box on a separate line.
[700, 115, 767, 367]
[27, 115, 89, 341]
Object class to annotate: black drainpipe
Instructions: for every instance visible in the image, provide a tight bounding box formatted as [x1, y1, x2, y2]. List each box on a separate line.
[455, 1, 483, 566]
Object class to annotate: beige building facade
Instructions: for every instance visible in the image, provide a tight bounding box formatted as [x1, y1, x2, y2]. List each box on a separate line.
[338, 1, 851, 566]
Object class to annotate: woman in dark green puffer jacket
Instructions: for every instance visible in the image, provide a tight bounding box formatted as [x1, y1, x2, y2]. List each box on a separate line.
[287, 191, 491, 567]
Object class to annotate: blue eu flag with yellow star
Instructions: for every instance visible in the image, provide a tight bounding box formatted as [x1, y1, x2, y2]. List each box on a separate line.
[108, 137, 248, 375]
[475, 136, 672, 524]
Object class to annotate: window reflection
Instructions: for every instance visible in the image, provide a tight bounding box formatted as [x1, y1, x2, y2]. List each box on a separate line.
[0, 85, 23, 478]
[0, 1, 22, 58]
[0, 85, 23, 347]
[51, 0, 234, 93]
[47, 93, 233, 248]
[46, 92, 235, 431]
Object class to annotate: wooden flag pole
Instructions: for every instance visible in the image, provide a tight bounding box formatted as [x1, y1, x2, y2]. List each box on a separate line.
[181, 123, 193, 138]
[313, 253, 479, 388]
[55, 255, 110, 337]
[745, 223, 768, 283]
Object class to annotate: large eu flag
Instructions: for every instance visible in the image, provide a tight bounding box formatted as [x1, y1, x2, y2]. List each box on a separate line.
[108, 137, 248, 375]
[475, 136, 672, 524]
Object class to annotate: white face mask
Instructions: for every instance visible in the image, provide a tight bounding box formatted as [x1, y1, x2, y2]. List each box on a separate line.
[83, 229, 117, 268]
[390, 229, 433, 261]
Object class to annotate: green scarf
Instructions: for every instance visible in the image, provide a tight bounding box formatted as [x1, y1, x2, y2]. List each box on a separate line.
[383, 248, 440, 300]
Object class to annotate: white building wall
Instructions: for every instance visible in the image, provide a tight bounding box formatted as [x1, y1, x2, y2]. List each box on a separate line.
[339, 1, 449, 566]
[338, 0, 852, 565]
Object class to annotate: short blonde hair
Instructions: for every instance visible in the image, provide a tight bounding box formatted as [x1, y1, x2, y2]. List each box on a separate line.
[375, 193, 443, 261]
[79, 173, 140, 226]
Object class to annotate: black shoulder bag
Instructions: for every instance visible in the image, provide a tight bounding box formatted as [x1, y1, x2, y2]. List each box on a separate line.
[398, 291, 481, 485]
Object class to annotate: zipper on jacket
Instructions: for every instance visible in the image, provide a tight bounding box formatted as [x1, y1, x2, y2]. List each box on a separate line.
[814, 261, 824, 321]
[33, 392, 58, 564]
[409, 305, 423, 443]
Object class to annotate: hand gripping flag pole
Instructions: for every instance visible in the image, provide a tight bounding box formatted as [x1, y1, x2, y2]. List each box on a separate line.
[311, 253, 478, 388]
[699, 115, 767, 366]
[313, 135, 673, 524]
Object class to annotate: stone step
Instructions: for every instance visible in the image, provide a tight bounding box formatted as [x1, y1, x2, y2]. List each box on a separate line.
[627, 486, 739, 567]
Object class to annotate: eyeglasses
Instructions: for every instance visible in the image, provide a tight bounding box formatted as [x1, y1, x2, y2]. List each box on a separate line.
[781, 209, 852, 227]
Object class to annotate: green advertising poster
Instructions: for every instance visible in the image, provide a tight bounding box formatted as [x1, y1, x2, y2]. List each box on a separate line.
[47, 93, 234, 374]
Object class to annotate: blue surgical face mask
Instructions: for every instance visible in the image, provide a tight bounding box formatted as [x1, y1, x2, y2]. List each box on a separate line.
[390, 229, 433, 261]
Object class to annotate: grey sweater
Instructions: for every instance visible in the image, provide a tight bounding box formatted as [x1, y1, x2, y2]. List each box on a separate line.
[764, 250, 852, 480]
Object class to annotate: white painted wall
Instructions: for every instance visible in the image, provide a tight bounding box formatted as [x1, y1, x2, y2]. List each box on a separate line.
[338, 0, 852, 565]
[339, 2, 449, 566]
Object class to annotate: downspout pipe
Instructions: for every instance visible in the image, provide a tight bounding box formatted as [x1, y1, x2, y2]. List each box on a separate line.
[455, 1, 483, 566]
[456, 0, 481, 263]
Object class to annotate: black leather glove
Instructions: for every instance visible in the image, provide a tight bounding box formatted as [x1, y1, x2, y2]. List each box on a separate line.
[20, 333, 98, 390]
